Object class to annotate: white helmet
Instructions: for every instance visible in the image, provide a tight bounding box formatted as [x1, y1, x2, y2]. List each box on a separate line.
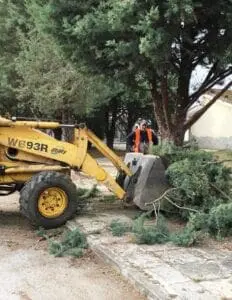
[133, 123, 140, 131]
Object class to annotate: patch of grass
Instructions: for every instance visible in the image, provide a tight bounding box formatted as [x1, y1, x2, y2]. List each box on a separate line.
[110, 219, 131, 236]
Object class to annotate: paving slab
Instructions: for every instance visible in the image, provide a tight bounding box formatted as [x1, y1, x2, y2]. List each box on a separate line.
[67, 212, 232, 300]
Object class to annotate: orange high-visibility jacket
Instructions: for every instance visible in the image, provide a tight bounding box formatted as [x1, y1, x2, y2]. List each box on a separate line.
[134, 128, 153, 152]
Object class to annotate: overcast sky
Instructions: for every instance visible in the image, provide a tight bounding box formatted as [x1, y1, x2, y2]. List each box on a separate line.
[190, 65, 232, 93]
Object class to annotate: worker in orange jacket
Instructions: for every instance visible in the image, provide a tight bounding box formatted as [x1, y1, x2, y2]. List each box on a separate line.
[127, 120, 158, 154]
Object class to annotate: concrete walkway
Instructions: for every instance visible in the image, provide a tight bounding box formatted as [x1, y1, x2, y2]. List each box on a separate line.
[67, 211, 232, 300]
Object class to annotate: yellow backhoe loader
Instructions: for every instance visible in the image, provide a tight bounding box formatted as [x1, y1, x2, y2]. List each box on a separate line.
[0, 116, 168, 228]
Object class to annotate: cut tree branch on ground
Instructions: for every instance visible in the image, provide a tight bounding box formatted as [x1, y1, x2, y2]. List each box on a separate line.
[209, 182, 232, 202]
[203, 159, 232, 166]
[145, 188, 179, 206]
[145, 188, 199, 215]
[164, 196, 199, 213]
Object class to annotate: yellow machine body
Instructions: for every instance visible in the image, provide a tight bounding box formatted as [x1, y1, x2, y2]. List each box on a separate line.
[0, 116, 131, 200]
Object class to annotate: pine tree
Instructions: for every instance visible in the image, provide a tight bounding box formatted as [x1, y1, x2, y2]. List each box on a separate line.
[46, 0, 232, 145]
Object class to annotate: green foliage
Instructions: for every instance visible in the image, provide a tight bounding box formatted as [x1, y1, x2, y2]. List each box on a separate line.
[100, 195, 117, 203]
[152, 144, 232, 242]
[153, 144, 232, 220]
[45, 0, 232, 145]
[62, 228, 88, 248]
[110, 219, 131, 237]
[207, 203, 232, 237]
[76, 188, 89, 197]
[79, 185, 100, 199]
[187, 212, 209, 231]
[48, 228, 88, 257]
[153, 143, 211, 166]
[15, 28, 112, 119]
[36, 226, 48, 239]
[132, 214, 170, 245]
[167, 159, 210, 200]
[170, 226, 203, 247]
[0, 0, 27, 115]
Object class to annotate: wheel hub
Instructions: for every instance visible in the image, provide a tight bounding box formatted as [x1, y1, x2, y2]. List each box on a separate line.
[38, 187, 68, 218]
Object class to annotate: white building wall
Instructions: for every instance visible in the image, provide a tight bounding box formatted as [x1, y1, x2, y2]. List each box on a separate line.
[190, 99, 232, 149]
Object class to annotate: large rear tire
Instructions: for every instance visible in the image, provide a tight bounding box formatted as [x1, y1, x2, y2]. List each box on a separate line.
[19, 171, 78, 229]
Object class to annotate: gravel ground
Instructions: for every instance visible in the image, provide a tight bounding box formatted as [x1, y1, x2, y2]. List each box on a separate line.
[0, 193, 144, 300]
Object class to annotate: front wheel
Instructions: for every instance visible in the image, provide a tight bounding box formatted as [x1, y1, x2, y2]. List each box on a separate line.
[19, 171, 79, 229]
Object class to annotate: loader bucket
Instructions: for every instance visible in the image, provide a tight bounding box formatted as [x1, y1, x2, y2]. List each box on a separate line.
[122, 153, 170, 211]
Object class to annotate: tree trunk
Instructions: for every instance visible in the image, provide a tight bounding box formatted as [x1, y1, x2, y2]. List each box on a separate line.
[127, 104, 137, 134]
[104, 98, 118, 149]
[150, 56, 191, 147]
[160, 122, 186, 146]
[53, 110, 62, 140]
[151, 79, 187, 146]
[154, 105, 186, 146]
[62, 109, 74, 142]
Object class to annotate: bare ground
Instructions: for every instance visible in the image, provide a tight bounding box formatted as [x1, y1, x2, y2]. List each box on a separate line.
[0, 193, 145, 300]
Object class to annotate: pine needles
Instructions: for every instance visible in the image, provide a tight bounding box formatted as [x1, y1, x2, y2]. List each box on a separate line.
[37, 227, 88, 257]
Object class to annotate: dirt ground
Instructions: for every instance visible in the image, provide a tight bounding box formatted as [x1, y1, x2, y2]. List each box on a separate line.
[0, 193, 145, 300]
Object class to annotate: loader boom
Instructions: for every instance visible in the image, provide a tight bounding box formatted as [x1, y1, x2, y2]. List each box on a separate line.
[0, 116, 131, 200]
[0, 116, 169, 229]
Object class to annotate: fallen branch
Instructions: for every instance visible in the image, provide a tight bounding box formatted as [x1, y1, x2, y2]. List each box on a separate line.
[209, 182, 232, 202]
[203, 159, 232, 166]
[145, 188, 178, 206]
[145, 187, 199, 214]
[164, 196, 199, 213]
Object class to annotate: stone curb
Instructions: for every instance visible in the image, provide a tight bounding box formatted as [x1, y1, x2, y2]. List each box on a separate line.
[66, 220, 216, 300]
[66, 220, 168, 300]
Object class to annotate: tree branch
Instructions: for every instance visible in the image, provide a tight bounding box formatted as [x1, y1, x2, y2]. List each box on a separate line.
[186, 68, 232, 111]
[201, 61, 219, 83]
[192, 53, 207, 69]
[190, 67, 231, 101]
[164, 196, 199, 213]
[145, 188, 199, 213]
[184, 80, 232, 129]
[145, 188, 178, 206]
[209, 183, 232, 202]
[161, 71, 171, 132]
